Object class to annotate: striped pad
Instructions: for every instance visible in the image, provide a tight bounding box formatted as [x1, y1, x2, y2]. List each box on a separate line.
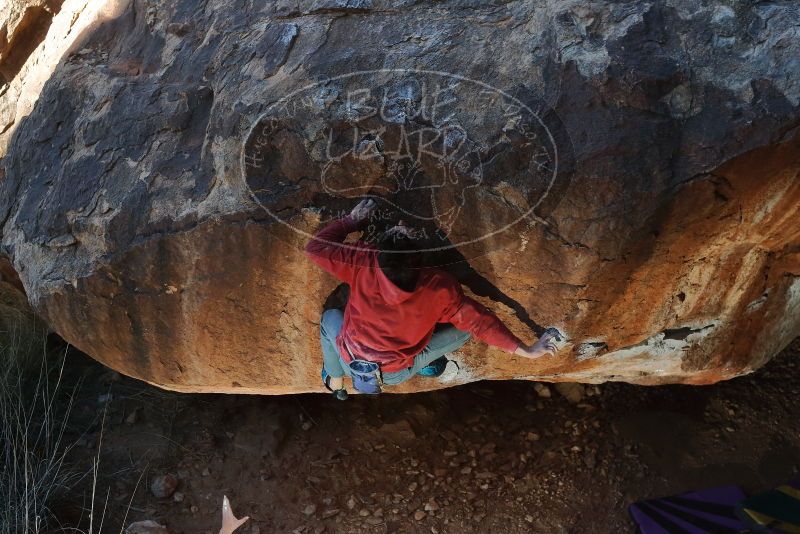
[629, 485, 751, 533]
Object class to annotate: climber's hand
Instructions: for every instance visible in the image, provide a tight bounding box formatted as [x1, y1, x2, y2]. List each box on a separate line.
[349, 198, 377, 223]
[514, 332, 559, 359]
[514, 344, 553, 359]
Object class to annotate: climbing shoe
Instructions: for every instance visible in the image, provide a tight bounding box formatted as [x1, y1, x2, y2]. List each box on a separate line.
[417, 356, 449, 378]
[321, 367, 348, 401]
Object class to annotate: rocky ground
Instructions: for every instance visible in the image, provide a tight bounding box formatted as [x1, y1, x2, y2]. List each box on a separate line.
[57, 337, 800, 533]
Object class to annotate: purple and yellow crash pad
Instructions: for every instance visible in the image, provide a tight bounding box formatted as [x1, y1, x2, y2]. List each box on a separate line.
[736, 479, 800, 533]
[629, 485, 751, 533]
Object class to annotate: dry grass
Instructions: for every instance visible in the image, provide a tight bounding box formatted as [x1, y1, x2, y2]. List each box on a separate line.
[0, 320, 79, 533]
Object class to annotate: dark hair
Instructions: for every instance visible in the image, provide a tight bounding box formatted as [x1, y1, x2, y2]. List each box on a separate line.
[376, 231, 423, 292]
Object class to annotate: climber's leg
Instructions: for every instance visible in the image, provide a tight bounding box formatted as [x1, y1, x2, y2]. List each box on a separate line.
[320, 309, 346, 390]
[382, 325, 470, 386]
[412, 325, 470, 374]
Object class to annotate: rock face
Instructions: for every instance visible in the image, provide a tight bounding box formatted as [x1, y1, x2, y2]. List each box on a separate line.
[0, 0, 61, 81]
[0, 257, 46, 359]
[0, 0, 798, 393]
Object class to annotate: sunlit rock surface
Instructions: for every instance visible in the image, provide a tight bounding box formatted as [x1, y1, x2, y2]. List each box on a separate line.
[0, 0, 798, 393]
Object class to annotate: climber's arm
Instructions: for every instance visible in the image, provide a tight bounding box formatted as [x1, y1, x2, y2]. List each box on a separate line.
[439, 282, 557, 359]
[304, 200, 376, 284]
[439, 282, 522, 352]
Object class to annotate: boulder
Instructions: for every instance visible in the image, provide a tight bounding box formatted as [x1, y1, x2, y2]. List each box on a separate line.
[0, 258, 46, 361]
[0, 0, 798, 393]
[0, 0, 61, 80]
[0, 255, 23, 291]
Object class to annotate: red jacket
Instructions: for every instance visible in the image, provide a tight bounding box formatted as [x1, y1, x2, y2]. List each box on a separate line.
[305, 215, 523, 373]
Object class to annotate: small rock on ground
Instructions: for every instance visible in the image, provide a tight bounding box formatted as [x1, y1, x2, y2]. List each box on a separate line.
[554, 383, 585, 404]
[150, 474, 179, 499]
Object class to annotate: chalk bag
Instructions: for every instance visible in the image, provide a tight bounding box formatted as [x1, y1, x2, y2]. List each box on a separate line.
[348, 359, 383, 394]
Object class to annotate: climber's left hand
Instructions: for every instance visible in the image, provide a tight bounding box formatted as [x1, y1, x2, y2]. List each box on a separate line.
[348, 198, 377, 224]
[514, 331, 559, 359]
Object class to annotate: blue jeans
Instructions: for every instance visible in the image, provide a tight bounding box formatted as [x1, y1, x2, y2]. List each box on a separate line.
[320, 308, 470, 386]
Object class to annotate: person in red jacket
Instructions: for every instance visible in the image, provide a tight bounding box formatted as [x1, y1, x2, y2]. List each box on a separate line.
[305, 199, 558, 397]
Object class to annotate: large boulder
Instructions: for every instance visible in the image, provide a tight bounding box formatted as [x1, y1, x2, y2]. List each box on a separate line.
[0, 0, 61, 80]
[0, 0, 798, 393]
[0, 257, 46, 361]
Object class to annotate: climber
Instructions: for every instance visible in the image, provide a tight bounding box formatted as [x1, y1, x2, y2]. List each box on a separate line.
[305, 198, 559, 399]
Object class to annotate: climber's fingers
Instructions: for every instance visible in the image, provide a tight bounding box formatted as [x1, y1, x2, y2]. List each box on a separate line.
[349, 198, 377, 222]
[539, 331, 557, 345]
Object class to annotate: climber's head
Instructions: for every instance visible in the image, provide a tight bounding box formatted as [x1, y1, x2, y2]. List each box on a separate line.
[377, 220, 423, 292]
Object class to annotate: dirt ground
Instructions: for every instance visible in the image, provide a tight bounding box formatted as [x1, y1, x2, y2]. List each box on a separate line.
[57, 337, 800, 533]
